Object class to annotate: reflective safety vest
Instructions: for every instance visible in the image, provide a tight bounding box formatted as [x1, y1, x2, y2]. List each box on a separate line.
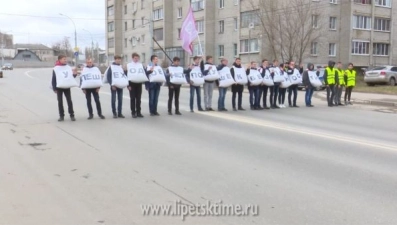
[326, 67, 336, 85]
[345, 69, 356, 87]
[337, 69, 345, 86]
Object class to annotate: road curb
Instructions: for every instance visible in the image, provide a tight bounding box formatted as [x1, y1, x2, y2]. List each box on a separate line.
[313, 93, 397, 108]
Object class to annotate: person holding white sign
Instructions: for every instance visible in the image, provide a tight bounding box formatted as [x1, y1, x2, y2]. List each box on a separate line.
[216, 58, 233, 111]
[51, 55, 78, 122]
[278, 63, 288, 108]
[287, 61, 300, 108]
[302, 63, 315, 107]
[230, 58, 246, 111]
[185, 56, 204, 113]
[106, 55, 127, 118]
[145, 55, 163, 116]
[127, 53, 147, 118]
[271, 60, 282, 109]
[247, 61, 261, 110]
[201, 56, 216, 111]
[166, 57, 184, 115]
[80, 58, 105, 119]
[258, 59, 272, 110]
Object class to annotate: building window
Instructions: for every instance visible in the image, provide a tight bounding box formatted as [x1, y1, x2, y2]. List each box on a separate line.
[219, 0, 225, 8]
[352, 41, 370, 55]
[353, 15, 371, 30]
[354, 0, 371, 4]
[141, 0, 145, 9]
[107, 6, 114, 16]
[177, 28, 181, 39]
[311, 15, 319, 28]
[108, 38, 114, 48]
[191, 0, 205, 11]
[108, 22, 114, 32]
[132, 2, 137, 12]
[132, 20, 136, 29]
[196, 20, 204, 33]
[329, 17, 336, 30]
[234, 18, 238, 30]
[373, 43, 389, 56]
[153, 8, 164, 21]
[142, 53, 146, 63]
[178, 7, 182, 19]
[124, 5, 128, 14]
[141, 34, 145, 44]
[330, 0, 337, 3]
[153, 28, 164, 41]
[233, 43, 238, 56]
[234, 0, 239, 5]
[218, 45, 224, 57]
[375, 0, 391, 7]
[240, 39, 259, 53]
[374, 18, 391, 31]
[219, 20, 224, 33]
[241, 10, 260, 28]
[124, 38, 128, 48]
[142, 17, 146, 26]
[132, 37, 137, 46]
[124, 21, 128, 31]
[310, 42, 318, 55]
[329, 43, 336, 56]
[193, 42, 204, 56]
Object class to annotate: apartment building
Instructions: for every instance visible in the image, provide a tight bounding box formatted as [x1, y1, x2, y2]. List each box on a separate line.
[105, 0, 397, 68]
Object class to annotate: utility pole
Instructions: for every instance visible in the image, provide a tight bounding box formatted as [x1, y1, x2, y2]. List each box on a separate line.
[83, 29, 94, 62]
[60, 13, 78, 66]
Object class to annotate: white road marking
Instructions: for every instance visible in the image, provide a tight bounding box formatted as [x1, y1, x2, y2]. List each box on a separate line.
[24, 70, 35, 79]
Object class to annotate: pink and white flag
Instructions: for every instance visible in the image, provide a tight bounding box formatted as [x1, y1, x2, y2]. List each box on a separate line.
[180, 7, 198, 55]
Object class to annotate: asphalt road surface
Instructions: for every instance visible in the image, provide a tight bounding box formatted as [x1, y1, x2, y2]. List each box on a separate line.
[1, 68, 397, 225]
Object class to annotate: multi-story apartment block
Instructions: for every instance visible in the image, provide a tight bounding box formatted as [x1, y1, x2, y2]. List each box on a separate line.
[105, 0, 397, 68]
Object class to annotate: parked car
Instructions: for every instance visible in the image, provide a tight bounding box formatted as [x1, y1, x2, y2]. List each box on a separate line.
[2, 63, 13, 70]
[0, 68, 3, 78]
[364, 66, 397, 86]
[298, 68, 326, 91]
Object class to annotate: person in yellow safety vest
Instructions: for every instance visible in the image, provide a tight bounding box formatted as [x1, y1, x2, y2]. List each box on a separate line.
[334, 62, 345, 106]
[344, 63, 356, 105]
[324, 60, 339, 107]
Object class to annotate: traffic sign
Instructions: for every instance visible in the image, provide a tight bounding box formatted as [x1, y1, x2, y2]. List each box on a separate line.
[74, 52, 79, 57]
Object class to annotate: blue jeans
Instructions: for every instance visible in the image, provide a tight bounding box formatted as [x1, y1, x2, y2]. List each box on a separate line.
[248, 86, 260, 108]
[305, 87, 314, 106]
[111, 87, 123, 115]
[190, 86, 202, 110]
[148, 86, 161, 114]
[218, 87, 227, 110]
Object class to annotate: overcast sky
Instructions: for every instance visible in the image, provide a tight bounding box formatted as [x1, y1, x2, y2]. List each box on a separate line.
[0, 0, 105, 50]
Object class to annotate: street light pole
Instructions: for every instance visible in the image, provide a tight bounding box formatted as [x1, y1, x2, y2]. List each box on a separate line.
[83, 29, 94, 63]
[60, 13, 78, 66]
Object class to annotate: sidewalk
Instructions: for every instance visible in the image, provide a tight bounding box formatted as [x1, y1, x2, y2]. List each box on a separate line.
[314, 91, 397, 107]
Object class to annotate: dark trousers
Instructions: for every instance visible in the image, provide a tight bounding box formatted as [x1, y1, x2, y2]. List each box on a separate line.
[327, 84, 336, 105]
[278, 88, 286, 105]
[260, 85, 270, 107]
[85, 88, 102, 116]
[168, 86, 180, 112]
[305, 87, 314, 106]
[272, 84, 279, 107]
[345, 86, 354, 102]
[288, 84, 298, 106]
[111, 87, 123, 115]
[148, 86, 161, 114]
[248, 86, 260, 108]
[129, 83, 142, 115]
[190, 86, 202, 110]
[231, 84, 244, 109]
[57, 88, 74, 118]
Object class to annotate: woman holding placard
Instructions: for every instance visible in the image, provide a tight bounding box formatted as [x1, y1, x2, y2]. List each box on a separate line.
[80, 58, 105, 119]
[51, 55, 78, 122]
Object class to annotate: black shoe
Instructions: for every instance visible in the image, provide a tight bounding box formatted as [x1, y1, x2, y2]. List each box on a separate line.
[58, 117, 64, 122]
[223, 108, 228, 111]
[132, 114, 137, 118]
[293, 105, 299, 108]
[71, 116, 76, 121]
[190, 110, 194, 113]
[209, 108, 215, 111]
[233, 108, 237, 111]
[118, 114, 125, 118]
[338, 103, 344, 106]
[175, 111, 182, 115]
[150, 113, 156, 116]
[113, 114, 117, 118]
[99, 115, 105, 119]
[155, 112, 160, 116]
[238, 107, 245, 111]
[198, 108, 205, 112]
[258, 107, 264, 110]
[205, 108, 210, 111]
[137, 113, 144, 118]
[289, 105, 293, 108]
[168, 111, 173, 115]
[87, 115, 94, 120]
[328, 104, 334, 107]
[306, 105, 314, 107]
[264, 107, 271, 110]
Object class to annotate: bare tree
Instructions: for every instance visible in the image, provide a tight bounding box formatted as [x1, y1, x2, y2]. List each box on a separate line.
[247, 0, 323, 64]
[52, 36, 73, 57]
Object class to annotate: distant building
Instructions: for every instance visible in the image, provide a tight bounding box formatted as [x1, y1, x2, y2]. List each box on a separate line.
[14, 44, 56, 62]
[13, 50, 42, 61]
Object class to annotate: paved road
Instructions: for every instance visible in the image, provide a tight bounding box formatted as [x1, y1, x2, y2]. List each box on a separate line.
[1, 68, 397, 225]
